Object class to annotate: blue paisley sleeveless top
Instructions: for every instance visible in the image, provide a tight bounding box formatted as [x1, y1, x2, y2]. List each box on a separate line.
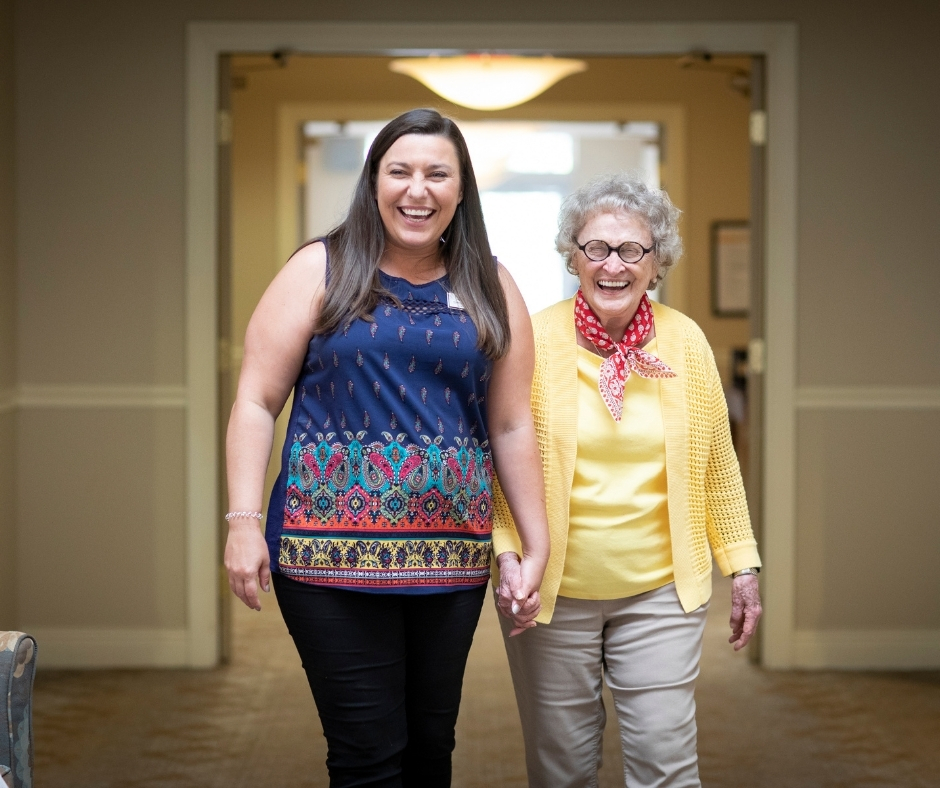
[266, 243, 494, 593]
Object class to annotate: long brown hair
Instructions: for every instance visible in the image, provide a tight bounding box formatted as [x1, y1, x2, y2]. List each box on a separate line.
[311, 109, 510, 360]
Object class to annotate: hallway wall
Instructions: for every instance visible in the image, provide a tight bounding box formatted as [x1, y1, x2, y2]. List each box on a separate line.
[0, 0, 15, 630]
[7, 0, 940, 666]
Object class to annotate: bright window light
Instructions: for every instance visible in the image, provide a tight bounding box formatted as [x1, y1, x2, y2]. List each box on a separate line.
[303, 121, 343, 137]
[304, 119, 663, 312]
[480, 191, 565, 315]
[506, 132, 574, 174]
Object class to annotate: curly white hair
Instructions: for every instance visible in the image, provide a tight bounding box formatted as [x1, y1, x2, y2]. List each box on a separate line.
[555, 173, 683, 286]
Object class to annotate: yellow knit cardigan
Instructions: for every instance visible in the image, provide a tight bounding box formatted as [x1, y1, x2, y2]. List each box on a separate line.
[492, 298, 761, 622]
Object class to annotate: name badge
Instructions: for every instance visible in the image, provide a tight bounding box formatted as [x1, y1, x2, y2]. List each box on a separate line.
[447, 291, 465, 310]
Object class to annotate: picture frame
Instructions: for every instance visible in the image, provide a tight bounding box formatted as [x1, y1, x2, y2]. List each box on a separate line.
[710, 220, 751, 317]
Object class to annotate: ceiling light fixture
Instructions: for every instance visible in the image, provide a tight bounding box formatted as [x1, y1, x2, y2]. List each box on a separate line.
[389, 55, 588, 111]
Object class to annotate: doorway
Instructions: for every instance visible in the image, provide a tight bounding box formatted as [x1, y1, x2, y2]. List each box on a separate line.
[222, 51, 758, 660]
[185, 23, 798, 669]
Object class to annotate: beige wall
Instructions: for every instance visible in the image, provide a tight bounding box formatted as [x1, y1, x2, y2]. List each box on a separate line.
[14, 0, 187, 639]
[796, 8, 940, 387]
[0, 0, 15, 630]
[796, 410, 940, 629]
[15, 409, 186, 627]
[8, 0, 940, 664]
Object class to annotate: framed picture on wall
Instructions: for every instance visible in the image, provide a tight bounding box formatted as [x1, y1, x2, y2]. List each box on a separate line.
[711, 221, 750, 317]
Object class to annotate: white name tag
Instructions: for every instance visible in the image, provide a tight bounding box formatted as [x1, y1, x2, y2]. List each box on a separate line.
[447, 291, 465, 310]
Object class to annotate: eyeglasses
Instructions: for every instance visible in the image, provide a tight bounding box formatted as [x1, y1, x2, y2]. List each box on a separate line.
[575, 239, 653, 264]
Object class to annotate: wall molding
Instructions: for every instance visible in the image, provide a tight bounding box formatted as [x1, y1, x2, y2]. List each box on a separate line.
[793, 628, 940, 670]
[15, 384, 187, 409]
[24, 627, 189, 669]
[796, 386, 940, 410]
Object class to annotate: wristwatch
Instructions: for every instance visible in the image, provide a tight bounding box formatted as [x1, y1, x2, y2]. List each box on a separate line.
[731, 567, 760, 578]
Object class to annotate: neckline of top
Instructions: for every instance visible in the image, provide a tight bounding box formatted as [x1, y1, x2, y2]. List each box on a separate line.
[379, 269, 449, 288]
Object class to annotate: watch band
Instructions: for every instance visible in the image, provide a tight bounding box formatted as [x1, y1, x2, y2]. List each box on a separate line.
[731, 567, 760, 578]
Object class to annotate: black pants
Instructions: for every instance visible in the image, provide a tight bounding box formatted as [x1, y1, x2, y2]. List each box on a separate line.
[273, 574, 487, 788]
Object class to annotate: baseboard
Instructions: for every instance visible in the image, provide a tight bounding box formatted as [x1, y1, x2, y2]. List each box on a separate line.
[793, 628, 940, 669]
[23, 627, 189, 668]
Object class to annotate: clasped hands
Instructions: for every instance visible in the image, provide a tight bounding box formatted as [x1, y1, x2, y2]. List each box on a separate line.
[495, 552, 542, 636]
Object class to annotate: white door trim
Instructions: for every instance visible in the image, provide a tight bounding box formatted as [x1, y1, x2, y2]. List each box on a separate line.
[186, 21, 798, 668]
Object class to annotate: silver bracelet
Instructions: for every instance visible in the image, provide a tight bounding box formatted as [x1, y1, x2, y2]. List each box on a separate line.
[731, 567, 759, 578]
[224, 511, 264, 522]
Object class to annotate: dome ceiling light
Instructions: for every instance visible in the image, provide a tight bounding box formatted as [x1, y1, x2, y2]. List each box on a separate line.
[389, 55, 588, 111]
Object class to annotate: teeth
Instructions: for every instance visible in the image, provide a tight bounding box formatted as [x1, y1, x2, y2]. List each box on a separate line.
[402, 208, 433, 217]
[598, 280, 629, 288]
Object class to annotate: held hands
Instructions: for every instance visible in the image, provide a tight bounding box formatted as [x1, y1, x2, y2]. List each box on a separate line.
[729, 574, 763, 651]
[224, 520, 272, 611]
[496, 552, 543, 636]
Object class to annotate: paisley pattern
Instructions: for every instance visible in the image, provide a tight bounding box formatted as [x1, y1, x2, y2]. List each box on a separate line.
[283, 432, 492, 529]
[279, 432, 493, 587]
[266, 252, 495, 592]
[574, 291, 676, 421]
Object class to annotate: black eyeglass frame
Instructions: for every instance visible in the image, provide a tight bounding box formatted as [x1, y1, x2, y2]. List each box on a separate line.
[575, 238, 654, 264]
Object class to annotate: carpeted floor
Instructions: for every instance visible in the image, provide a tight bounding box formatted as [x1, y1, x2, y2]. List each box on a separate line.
[32, 574, 940, 787]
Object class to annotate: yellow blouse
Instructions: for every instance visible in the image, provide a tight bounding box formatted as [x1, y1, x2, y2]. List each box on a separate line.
[559, 339, 674, 599]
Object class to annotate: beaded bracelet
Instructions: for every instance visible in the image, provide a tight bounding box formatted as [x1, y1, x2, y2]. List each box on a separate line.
[224, 511, 264, 522]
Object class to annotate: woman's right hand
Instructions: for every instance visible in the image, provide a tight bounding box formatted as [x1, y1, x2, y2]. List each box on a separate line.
[224, 243, 326, 612]
[224, 521, 272, 611]
[496, 552, 542, 636]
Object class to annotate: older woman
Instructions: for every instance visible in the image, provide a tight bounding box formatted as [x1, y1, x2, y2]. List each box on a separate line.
[225, 109, 548, 787]
[492, 174, 762, 788]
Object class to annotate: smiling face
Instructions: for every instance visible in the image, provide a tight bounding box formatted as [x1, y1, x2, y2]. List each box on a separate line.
[574, 210, 659, 341]
[375, 133, 463, 258]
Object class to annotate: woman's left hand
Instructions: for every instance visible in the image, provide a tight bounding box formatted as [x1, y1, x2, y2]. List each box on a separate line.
[496, 552, 541, 636]
[729, 574, 762, 651]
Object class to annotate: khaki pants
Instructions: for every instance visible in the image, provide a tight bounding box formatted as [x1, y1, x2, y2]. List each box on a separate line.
[500, 583, 708, 788]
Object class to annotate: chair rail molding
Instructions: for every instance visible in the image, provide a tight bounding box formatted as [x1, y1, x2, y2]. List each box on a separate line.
[16, 384, 187, 409]
[796, 385, 940, 410]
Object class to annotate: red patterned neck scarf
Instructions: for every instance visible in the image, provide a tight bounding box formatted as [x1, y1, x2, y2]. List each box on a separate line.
[573, 290, 676, 421]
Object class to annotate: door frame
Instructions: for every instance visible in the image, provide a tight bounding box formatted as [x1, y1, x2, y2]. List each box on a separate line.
[185, 21, 798, 667]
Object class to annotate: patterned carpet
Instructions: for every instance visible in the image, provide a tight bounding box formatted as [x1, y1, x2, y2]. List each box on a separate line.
[32, 574, 940, 787]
